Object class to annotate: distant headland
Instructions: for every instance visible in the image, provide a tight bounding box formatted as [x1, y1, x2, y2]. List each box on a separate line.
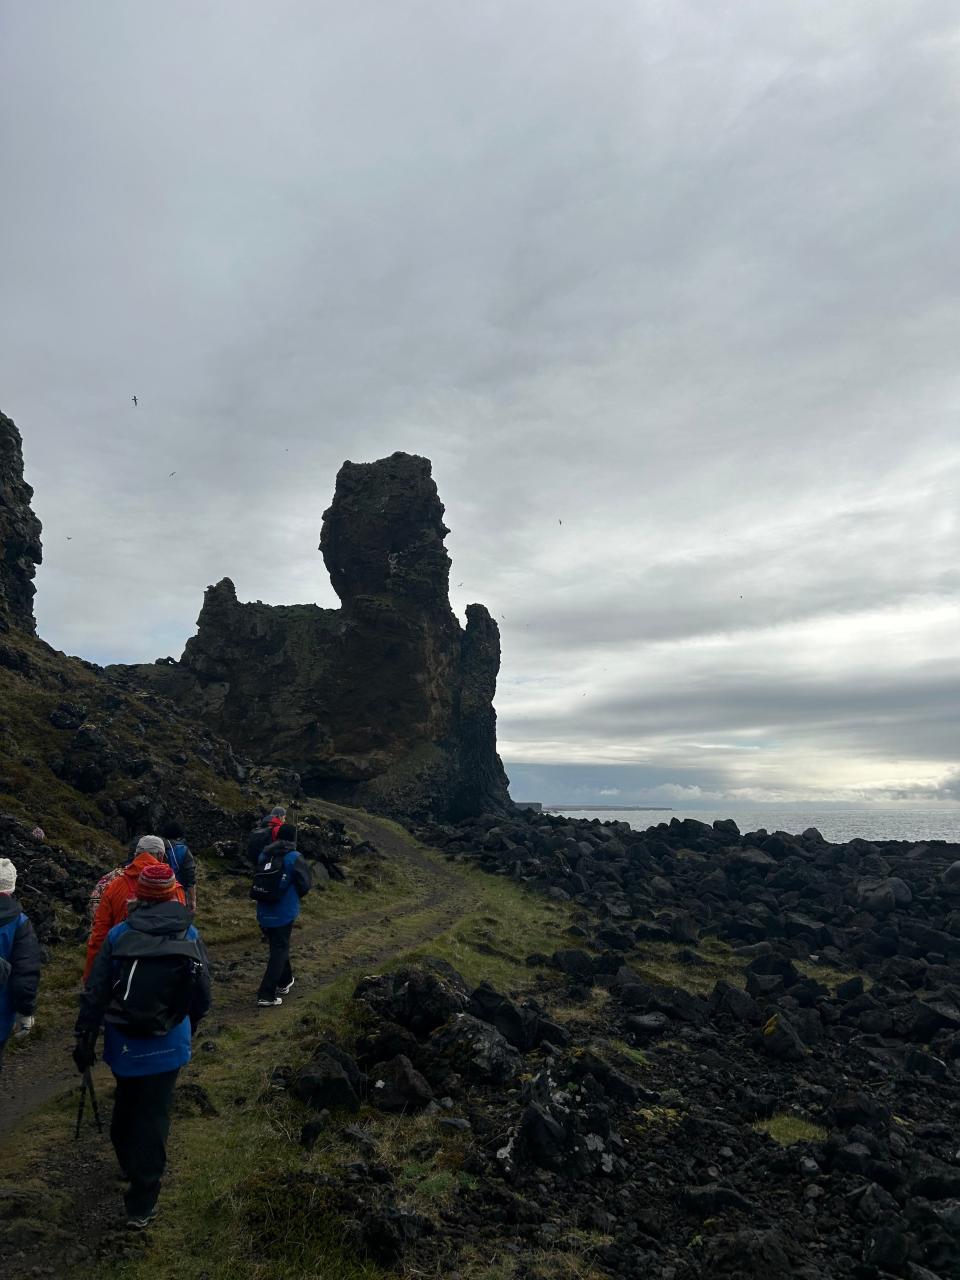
[513, 803, 674, 813]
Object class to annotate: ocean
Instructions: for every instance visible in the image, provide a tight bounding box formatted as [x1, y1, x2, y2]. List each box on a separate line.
[548, 806, 960, 845]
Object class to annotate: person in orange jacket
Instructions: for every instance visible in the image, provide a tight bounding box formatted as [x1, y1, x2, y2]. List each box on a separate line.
[83, 836, 185, 984]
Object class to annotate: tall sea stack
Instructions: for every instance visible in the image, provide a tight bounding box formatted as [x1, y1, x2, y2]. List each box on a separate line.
[117, 452, 512, 820]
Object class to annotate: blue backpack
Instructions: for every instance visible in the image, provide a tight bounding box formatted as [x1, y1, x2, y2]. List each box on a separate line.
[0, 914, 25, 989]
[166, 840, 188, 887]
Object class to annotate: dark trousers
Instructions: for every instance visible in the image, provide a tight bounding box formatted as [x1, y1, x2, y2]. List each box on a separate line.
[111, 1069, 180, 1218]
[258, 923, 293, 999]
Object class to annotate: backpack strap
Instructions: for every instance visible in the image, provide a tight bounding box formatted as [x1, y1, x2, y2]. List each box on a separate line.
[166, 841, 181, 877]
[111, 929, 201, 962]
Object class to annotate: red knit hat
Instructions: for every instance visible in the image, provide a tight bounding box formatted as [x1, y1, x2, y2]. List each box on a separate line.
[136, 862, 178, 902]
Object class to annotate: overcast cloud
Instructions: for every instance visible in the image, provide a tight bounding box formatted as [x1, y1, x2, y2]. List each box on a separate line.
[1, 1, 957, 806]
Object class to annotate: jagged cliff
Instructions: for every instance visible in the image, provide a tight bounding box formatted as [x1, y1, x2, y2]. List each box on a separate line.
[115, 452, 512, 820]
[0, 411, 43, 635]
[0, 410, 294, 943]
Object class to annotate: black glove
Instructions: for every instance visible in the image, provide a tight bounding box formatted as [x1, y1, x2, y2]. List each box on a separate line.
[72, 1031, 97, 1073]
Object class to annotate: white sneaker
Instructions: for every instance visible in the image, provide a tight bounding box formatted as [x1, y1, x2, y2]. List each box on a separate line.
[278, 978, 295, 995]
[257, 997, 283, 1007]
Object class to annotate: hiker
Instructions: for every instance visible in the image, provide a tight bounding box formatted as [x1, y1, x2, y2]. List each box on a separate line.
[246, 805, 287, 869]
[251, 821, 311, 1007]
[0, 858, 41, 1072]
[73, 862, 211, 1228]
[88, 858, 126, 924]
[83, 836, 185, 984]
[160, 821, 198, 912]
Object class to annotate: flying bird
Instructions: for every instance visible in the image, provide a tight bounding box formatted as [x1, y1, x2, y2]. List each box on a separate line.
[66, 536, 72, 541]
[558, 518, 562, 525]
[168, 471, 176, 478]
[132, 395, 138, 407]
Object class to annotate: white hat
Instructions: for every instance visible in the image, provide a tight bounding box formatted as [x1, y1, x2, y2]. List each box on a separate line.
[136, 835, 166, 858]
[0, 858, 16, 894]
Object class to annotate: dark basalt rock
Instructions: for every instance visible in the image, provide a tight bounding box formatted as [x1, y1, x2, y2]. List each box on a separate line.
[292, 1044, 365, 1113]
[354, 960, 470, 1037]
[368, 1054, 434, 1113]
[467, 980, 570, 1052]
[428, 1013, 520, 1085]
[111, 452, 511, 821]
[0, 411, 42, 634]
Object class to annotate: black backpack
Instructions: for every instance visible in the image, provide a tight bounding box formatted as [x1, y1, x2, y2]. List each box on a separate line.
[105, 929, 202, 1037]
[250, 850, 291, 904]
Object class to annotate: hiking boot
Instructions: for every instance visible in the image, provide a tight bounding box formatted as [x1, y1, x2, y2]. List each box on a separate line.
[257, 996, 283, 1007]
[127, 1206, 158, 1230]
[278, 977, 295, 995]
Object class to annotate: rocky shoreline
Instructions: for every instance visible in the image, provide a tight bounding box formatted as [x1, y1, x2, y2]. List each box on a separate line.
[273, 809, 960, 1279]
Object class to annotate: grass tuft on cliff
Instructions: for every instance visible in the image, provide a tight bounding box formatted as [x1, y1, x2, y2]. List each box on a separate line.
[753, 1112, 827, 1146]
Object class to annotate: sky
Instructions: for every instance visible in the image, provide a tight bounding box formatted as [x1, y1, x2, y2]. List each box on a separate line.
[1, 1, 958, 808]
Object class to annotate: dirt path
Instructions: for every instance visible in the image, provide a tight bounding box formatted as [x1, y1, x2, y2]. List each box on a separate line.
[0, 804, 467, 1142]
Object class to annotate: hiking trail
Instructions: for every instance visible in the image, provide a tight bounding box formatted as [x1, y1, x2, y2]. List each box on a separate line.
[1, 804, 467, 1138]
[0, 804, 476, 1277]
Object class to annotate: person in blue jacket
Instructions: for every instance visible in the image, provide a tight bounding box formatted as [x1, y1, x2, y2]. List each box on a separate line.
[160, 820, 198, 913]
[255, 822, 311, 1007]
[0, 857, 41, 1072]
[73, 862, 212, 1228]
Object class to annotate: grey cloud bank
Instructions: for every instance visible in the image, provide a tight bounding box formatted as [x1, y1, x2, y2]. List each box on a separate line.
[0, 1, 957, 805]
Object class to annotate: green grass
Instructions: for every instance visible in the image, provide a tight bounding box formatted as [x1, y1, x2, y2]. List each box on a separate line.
[551, 986, 612, 1026]
[753, 1112, 827, 1146]
[600, 1038, 649, 1069]
[78, 850, 577, 1280]
[625, 936, 745, 996]
[795, 959, 871, 993]
[404, 861, 573, 990]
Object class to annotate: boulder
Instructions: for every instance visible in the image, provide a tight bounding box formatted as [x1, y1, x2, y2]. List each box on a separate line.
[551, 948, 597, 980]
[293, 1048, 363, 1112]
[354, 960, 470, 1037]
[467, 980, 570, 1051]
[368, 1054, 434, 1112]
[709, 979, 762, 1025]
[625, 1012, 671, 1040]
[428, 1013, 520, 1085]
[683, 1183, 756, 1215]
[758, 1011, 807, 1062]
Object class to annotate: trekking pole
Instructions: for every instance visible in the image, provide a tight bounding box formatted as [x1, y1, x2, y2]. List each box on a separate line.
[74, 1069, 103, 1139]
[85, 1068, 104, 1133]
[74, 1076, 87, 1141]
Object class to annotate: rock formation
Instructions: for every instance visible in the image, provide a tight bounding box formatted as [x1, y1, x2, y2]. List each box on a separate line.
[0, 411, 43, 634]
[117, 452, 512, 820]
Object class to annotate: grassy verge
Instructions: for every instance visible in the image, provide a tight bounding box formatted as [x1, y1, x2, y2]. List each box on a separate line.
[75, 849, 576, 1279]
[623, 936, 745, 995]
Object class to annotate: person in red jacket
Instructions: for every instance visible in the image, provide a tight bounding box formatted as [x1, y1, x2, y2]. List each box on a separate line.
[83, 836, 185, 984]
